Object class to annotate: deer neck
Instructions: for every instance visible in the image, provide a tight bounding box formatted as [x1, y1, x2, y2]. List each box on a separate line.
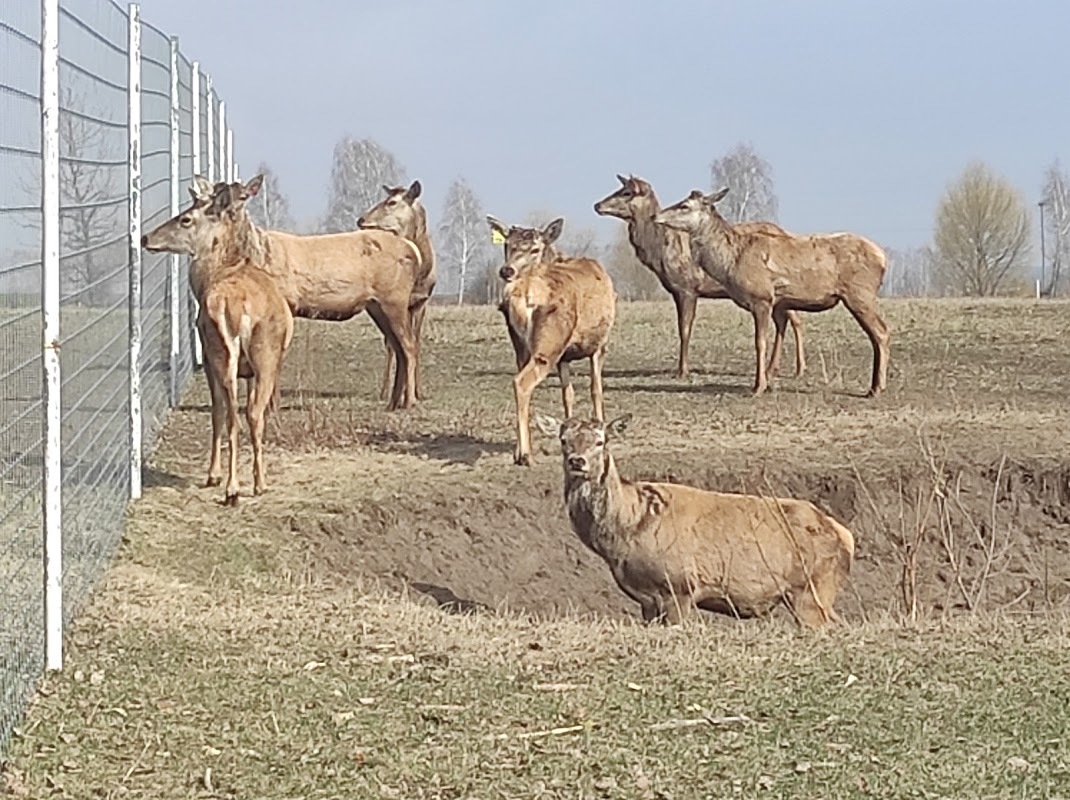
[627, 195, 690, 287]
[564, 453, 632, 563]
[188, 216, 267, 298]
[410, 204, 434, 269]
[688, 213, 740, 282]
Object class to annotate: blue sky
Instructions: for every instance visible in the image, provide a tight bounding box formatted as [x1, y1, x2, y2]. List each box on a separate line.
[138, 0, 1069, 252]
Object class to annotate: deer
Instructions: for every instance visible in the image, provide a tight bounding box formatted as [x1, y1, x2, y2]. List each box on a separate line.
[594, 174, 806, 380]
[535, 414, 856, 627]
[238, 193, 423, 411]
[357, 180, 436, 402]
[485, 215, 616, 466]
[656, 189, 891, 397]
[142, 175, 293, 505]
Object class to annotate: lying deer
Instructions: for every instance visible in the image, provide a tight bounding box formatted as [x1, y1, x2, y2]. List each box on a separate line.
[143, 175, 293, 505]
[536, 414, 856, 627]
[594, 174, 806, 380]
[486, 216, 616, 466]
[357, 180, 435, 401]
[656, 189, 891, 397]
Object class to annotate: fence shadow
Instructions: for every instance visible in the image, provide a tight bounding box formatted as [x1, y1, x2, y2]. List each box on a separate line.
[363, 430, 512, 466]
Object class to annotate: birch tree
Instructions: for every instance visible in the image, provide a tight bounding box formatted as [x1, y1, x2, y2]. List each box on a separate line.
[1041, 159, 1070, 297]
[438, 177, 493, 304]
[321, 137, 406, 233]
[709, 143, 779, 223]
[245, 162, 294, 231]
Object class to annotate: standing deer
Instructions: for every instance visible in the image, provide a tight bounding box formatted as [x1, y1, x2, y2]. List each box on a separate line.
[656, 189, 891, 397]
[594, 174, 806, 380]
[357, 180, 435, 401]
[238, 194, 422, 410]
[485, 216, 616, 466]
[535, 414, 856, 627]
[143, 175, 293, 505]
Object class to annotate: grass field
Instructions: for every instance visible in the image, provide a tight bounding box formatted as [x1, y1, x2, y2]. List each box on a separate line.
[3, 298, 1070, 798]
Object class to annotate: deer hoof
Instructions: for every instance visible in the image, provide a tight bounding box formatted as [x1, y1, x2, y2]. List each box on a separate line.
[224, 492, 239, 507]
[514, 452, 532, 467]
[205, 476, 222, 487]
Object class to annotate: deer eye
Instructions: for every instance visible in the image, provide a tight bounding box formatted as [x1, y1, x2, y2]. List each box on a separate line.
[180, 216, 193, 227]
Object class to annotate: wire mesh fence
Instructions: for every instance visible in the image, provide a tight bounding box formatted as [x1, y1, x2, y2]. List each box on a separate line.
[0, 0, 237, 755]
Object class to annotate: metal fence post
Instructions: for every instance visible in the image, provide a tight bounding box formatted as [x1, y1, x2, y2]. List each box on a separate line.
[189, 62, 203, 369]
[218, 100, 226, 182]
[127, 3, 143, 500]
[167, 36, 180, 407]
[41, 0, 63, 672]
[226, 128, 234, 182]
[205, 74, 214, 181]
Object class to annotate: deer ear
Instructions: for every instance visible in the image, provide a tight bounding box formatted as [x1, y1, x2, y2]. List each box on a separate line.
[706, 187, 730, 204]
[605, 413, 633, 439]
[242, 174, 264, 199]
[542, 218, 564, 245]
[406, 180, 422, 201]
[487, 215, 509, 238]
[534, 414, 561, 437]
[616, 173, 629, 186]
[192, 175, 213, 201]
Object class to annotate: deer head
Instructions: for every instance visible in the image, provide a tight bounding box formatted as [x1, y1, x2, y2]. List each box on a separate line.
[535, 414, 633, 482]
[593, 174, 656, 220]
[141, 174, 263, 255]
[356, 180, 422, 235]
[653, 187, 729, 232]
[486, 215, 564, 282]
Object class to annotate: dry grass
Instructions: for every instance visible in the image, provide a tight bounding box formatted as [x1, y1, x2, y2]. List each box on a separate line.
[3, 298, 1070, 798]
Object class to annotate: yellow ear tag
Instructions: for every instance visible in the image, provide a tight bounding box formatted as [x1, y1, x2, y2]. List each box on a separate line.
[491, 229, 506, 244]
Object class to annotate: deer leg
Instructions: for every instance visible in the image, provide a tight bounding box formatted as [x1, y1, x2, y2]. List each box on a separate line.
[751, 303, 773, 395]
[843, 294, 891, 397]
[513, 358, 554, 466]
[411, 298, 429, 400]
[589, 346, 607, 422]
[768, 304, 790, 379]
[786, 310, 806, 378]
[373, 300, 418, 411]
[558, 361, 575, 419]
[245, 343, 283, 497]
[378, 339, 394, 401]
[221, 343, 242, 507]
[671, 291, 697, 379]
[201, 324, 226, 488]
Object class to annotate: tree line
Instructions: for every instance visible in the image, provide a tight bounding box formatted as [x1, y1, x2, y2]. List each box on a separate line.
[245, 136, 1068, 303]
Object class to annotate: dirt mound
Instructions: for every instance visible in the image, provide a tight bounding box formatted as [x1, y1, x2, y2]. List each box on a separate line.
[285, 447, 1070, 624]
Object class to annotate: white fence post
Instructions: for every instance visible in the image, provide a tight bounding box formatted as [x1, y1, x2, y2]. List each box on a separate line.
[41, 0, 63, 672]
[190, 61, 202, 367]
[167, 36, 180, 407]
[127, 3, 143, 500]
[218, 100, 226, 182]
[205, 74, 214, 182]
[226, 128, 234, 182]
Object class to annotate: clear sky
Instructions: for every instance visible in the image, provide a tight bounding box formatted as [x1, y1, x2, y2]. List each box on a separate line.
[138, 0, 1069, 252]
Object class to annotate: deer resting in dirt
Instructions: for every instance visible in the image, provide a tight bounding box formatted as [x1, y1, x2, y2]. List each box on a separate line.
[656, 189, 890, 397]
[486, 216, 616, 466]
[357, 180, 436, 401]
[594, 174, 806, 380]
[143, 175, 293, 505]
[536, 414, 856, 627]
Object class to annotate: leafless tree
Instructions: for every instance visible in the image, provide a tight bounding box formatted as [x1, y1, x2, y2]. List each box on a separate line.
[25, 89, 126, 304]
[604, 226, 662, 301]
[709, 142, 779, 223]
[437, 177, 493, 304]
[882, 245, 934, 297]
[1041, 159, 1070, 297]
[245, 162, 294, 231]
[321, 137, 406, 233]
[933, 162, 1032, 296]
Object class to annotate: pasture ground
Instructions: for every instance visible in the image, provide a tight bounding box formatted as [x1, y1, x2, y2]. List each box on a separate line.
[4, 298, 1070, 798]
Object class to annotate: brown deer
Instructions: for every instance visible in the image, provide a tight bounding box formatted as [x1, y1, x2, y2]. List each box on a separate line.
[536, 414, 855, 627]
[656, 189, 890, 397]
[243, 199, 422, 410]
[357, 180, 435, 402]
[594, 174, 806, 380]
[485, 215, 616, 466]
[143, 175, 293, 505]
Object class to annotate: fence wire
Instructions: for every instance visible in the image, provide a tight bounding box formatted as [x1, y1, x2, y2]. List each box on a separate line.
[0, 0, 45, 757]
[0, 0, 237, 755]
